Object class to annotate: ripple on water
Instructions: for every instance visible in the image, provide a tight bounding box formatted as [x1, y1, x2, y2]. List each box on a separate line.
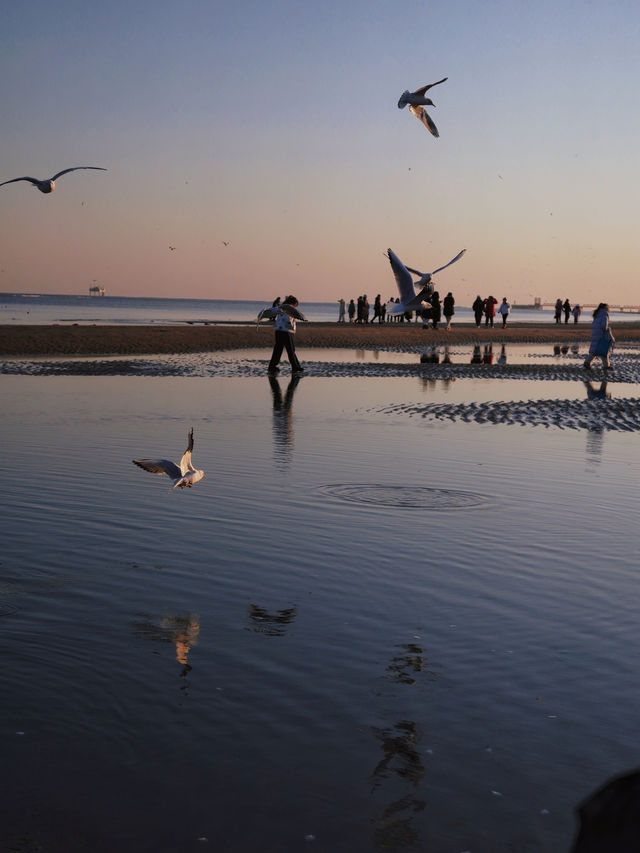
[318, 483, 490, 510]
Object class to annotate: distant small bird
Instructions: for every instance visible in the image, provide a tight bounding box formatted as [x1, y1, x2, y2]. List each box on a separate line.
[0, 166, 107, 194]
[133, 427, 205, 491]
[169, 246, 176, 251]
[397, 78, 447, 137]
[222, 241, 230, 246]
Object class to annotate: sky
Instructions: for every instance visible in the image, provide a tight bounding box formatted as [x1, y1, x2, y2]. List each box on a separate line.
[1, 0, 639, 307]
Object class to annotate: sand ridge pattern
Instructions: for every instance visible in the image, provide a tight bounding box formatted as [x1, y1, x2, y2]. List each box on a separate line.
[376, 395, 640, 432]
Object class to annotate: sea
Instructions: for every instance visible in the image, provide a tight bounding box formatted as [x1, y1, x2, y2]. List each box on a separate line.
[1, 292, 639, 326]
[2, 296, 640, 852]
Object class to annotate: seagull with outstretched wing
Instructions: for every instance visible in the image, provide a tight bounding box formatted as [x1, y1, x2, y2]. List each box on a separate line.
[0, 167, 107, 194]
[385, 247, 466, 317]
[397, 78, 448, 137]
[133, 428, 205, 491]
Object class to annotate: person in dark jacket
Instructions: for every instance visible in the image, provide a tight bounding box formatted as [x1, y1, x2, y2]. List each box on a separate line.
[431, 291, 441, 329]
[443, 292, 455, 330]
[472, 295, 484, 327]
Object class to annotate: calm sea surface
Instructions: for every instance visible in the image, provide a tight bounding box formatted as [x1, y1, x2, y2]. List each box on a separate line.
[1, 357, 640, 852]
[2, 292, 640, 326]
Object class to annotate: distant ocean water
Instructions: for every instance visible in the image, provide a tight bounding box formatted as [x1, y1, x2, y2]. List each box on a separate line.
[1, 292, 639, 326]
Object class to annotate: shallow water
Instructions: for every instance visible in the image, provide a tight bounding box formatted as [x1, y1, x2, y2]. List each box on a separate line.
[1, 362, 640, 852]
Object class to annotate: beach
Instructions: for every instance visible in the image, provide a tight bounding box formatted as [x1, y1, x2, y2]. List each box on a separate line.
[3, 321, 640, 356]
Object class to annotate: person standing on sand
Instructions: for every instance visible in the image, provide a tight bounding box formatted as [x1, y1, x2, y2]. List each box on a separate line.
[443, 292, 455, 330]
[572, 303, 581, 324]
[268, 295, 305, 376]
[584, 303, 614, 371]
[554, 299, 563, 324]
[348, 299, 356, 323]
[372, 294, 382, 323]
[472, 295, 484, 327]
[337, 298, 346, 323]
[484, 295, 497, 327]
[430, 291, 442, 329]
[498, 297, 510, 328]
[563, 299, 571, 324]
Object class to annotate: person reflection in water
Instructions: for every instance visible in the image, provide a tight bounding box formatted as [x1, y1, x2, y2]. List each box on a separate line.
[471, 344, 483, 364]
[584, 380, 610, 400]
[269, 374, 300, 462]
[483, 344, 494, 364]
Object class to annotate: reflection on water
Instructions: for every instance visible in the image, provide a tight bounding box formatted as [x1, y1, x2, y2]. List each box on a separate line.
[483, 343, 494, 364]
[371, 720, 426, 849]
[246, 603, 297, 636]
[497, 343, 507, 365]
[269, 374, 300, 463]
[132, 613, 200, 679]
[584, 380, 610, 400]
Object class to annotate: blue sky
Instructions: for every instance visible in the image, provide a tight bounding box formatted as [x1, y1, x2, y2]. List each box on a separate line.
[1, 0, 639, 306]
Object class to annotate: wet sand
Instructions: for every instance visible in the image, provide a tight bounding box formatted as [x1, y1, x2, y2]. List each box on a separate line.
[3, 321, 640, 356]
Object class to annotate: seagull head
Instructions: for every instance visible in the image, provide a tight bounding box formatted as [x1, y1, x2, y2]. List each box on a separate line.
[37, 181, 55, 194]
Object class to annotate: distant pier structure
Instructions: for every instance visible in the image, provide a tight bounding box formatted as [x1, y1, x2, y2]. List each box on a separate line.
[513, 297, 542, 310]
[89, 284, 105, 296]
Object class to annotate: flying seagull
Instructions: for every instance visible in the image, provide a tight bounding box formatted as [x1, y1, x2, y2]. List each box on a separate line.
[0, 167, 107, 194]
[133, 428, 205, 491]
[397, 78, 448, 137]
[385, 247, 465, 316]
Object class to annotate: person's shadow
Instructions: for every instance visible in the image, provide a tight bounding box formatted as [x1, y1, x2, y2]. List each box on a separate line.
[269, 374, 300, 462]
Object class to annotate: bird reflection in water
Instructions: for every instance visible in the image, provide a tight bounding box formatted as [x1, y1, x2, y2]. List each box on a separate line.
[132, 613, 200, 682]
[370, 720, 426, 849]
[246, 604, 297, 637]
[269, 374, 301, 463]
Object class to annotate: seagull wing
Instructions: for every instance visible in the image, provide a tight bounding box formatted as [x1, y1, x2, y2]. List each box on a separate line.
[133, 458, 182, 479]
[405, 265, 426, 278]
[430, 249, 466, 276]
[50, 166, 107, 181]
[387, 249, 415, 303]
[409, 105, 439, 137]
[179, 428, 195, 474]
[412, 77, 448, 96]
[0, 177, 39, 187]
[257, 306, 278, 322]
[279, 304, 307, 321]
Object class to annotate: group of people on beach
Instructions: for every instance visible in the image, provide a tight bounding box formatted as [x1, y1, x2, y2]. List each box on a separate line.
[266, 296, 615, 376]
[471, 295, 511, 328]
[337, 292, 457, 330]
[554, 298, 582, 324]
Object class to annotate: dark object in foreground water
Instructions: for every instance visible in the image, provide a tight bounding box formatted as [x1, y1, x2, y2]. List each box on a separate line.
[571, 769, 640, 852]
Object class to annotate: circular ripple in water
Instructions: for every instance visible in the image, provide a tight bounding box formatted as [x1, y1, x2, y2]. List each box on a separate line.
[319, 484, 489, 510]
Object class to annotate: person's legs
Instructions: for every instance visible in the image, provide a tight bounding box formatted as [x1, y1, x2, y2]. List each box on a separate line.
[282, 332, 302, 372]
[268, 332, 285, 372]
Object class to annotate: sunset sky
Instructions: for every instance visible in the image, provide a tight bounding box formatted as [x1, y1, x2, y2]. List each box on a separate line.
[1, 0, 639, 306]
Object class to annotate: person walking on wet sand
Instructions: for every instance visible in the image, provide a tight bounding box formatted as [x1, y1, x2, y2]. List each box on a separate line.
[268, 295, 305, 376]
[337, 298, 346, 323]
[572, 303, 581, 324]
[348, 299, 356, 323]
[583, 303, 614, 371]
[563, 298, 571, 324]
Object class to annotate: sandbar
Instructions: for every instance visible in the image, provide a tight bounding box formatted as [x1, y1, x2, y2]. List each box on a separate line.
[2, 322, 640, 357]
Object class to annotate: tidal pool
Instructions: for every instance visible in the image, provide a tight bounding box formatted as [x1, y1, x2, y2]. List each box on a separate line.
[1, 359, 639, 853]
